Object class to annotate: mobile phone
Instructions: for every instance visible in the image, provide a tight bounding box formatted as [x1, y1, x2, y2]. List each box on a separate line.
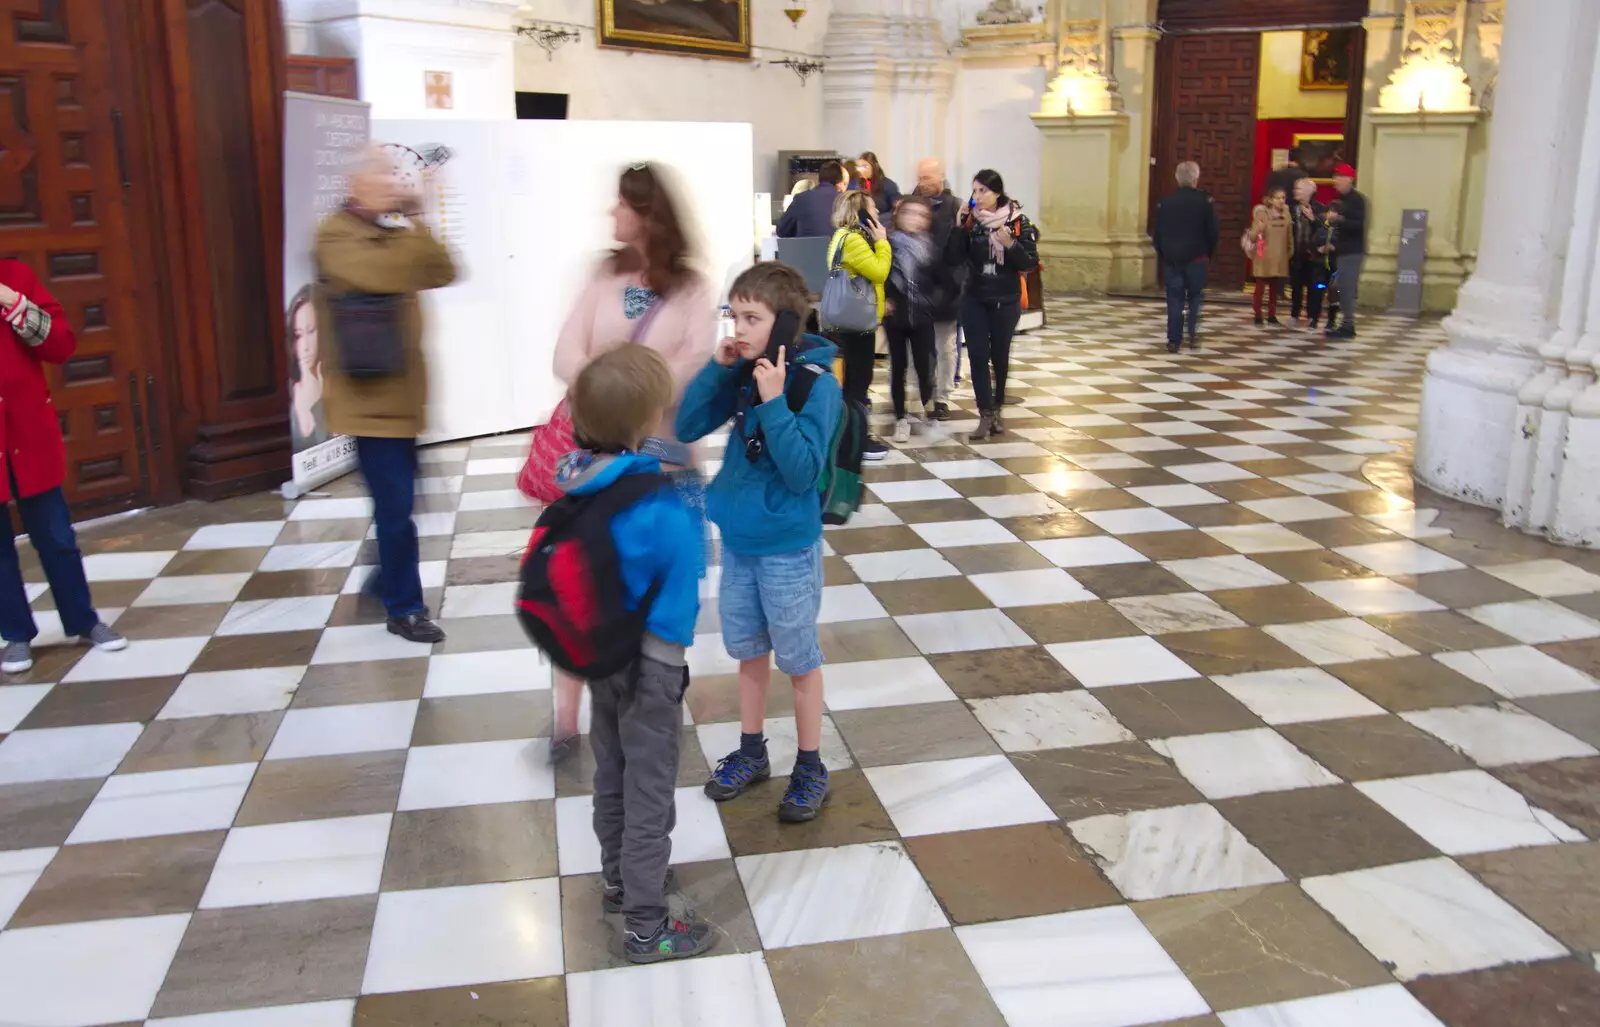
[765, 309, 801, 366]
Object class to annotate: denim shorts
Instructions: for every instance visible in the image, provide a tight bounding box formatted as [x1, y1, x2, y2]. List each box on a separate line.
[718, 540, 824, 676]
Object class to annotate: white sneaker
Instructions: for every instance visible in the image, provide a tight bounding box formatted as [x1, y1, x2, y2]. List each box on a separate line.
[910, 413, 927, 436]
[891, 418, 911, 444]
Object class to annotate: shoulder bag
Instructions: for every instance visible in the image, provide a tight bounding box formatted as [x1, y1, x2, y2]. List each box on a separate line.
[818, 231, 880, 333]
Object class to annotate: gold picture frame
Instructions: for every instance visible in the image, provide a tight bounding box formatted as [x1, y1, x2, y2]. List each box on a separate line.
[1293, 133, 1346, 184]
[1301, 28, 1355, 91]
[598, 0, 751, 60]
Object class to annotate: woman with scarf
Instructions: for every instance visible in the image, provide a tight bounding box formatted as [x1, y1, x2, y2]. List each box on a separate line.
[947, 168, 1039, 441]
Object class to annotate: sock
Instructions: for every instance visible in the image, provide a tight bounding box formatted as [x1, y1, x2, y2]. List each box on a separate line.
[794, 748, 823, 769]
[740, 732, 766, 759]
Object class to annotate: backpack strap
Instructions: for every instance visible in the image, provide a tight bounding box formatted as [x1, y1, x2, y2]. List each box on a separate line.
[540, 469, 671, 530]
[785, 362, 827, 414]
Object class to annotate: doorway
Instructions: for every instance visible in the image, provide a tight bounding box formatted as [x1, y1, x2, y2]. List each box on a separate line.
[1149, 0, 1369, 292]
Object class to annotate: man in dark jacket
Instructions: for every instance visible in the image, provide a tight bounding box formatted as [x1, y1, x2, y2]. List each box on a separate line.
[1152, 161, 1219, 352]
[915, 157, 963, 419]
[776, 160, 845, 238]
[1326, 162, 1367, 338]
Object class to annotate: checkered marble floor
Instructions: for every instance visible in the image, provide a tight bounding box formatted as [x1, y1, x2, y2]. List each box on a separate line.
[3, 296, 1600, 1026]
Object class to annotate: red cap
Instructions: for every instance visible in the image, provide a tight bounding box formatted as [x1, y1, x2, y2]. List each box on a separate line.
[1334, 163, 1357, 178]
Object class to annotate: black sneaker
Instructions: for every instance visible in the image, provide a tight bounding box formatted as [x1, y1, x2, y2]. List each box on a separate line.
[1254, 316, 1265, 326]
[1165, 340, 1180, 354]
[704, 749, 771, 801]
[624, 914, 717, 964]
[778, 760, 830, 822]
[603, 867, 678, 915]
[387, 612, 445, 644]
[1187, 337, 1200, 350]
[931, 402, 951, 421]
[863, 438, 889, 462]
[1333, 324, 1357, 338]
[1267, 316, 1283, 326]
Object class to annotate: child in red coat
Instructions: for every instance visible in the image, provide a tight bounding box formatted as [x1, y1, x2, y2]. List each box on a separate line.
[0, 260, 125, 673]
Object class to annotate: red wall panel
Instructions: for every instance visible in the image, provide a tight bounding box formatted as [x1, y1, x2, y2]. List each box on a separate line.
[1253, 118, 1347, 205]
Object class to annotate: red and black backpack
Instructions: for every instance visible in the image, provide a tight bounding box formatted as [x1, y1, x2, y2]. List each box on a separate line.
[516, 472, 670, 679]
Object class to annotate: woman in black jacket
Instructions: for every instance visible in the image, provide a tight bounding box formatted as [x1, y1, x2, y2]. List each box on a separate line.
[946, 169, 1039, 441]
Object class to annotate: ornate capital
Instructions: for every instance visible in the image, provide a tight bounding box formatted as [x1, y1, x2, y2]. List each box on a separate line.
[1377, 1, 1475, 112]
[1038, 18, 1121, 116]
[1476, 0, 1504, 111]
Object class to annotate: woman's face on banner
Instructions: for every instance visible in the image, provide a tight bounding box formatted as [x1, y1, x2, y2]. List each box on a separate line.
[293, 303, 319, 371]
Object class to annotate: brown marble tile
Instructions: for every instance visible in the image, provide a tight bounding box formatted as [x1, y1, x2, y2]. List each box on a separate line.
[189, 629, 323, 673]
[717, 767, 895, 857]
[998, 455, 1077, 475]
[112, 603, 232, 639]
[766, 928, 1008, 1027]
[1122, 530, 1239, 562]
[1135, 883, 1390, 1012]
[868, 576, 995, 616]
[328, 592, 392, 628]
[412, 691, 552, 746]
[1360, 611, 1515, 653]
[818, 617, 920, 663]
[560, 859, 760, 973]
[863, 463, 937, 483]
[161, 547, 271, 576]
[1241, 550, 1367, 584]
[236, 569, 348, 601]
[940, 542, 1056, 575]
[816, 525, 927, 557]
[1160, 627, 1312, 676]
[1278, 715, 1472, 781]
[1493, 757, 1600, 837]
[436, 613, 536, 655]
[1318, 488, 1414, 515]
[443, 554, 522, 587]
[355, 977, 567, 1026]
[1394, 567, 1534, 609]
[9, 830, 226, 927]
[1287, 516, 1403, 548]
[1327, 655, 1499, 712]
[1007, 600, 1142, 645]
[292, 659, 429, 708]
[1516, 692, 1600, 748]
[888, 497, 987, 524]
[1207, 478, 1304, 503]
[1095, 679, 1263, 738]
[684, 672, 794, 725]
[951, 474, 1042, 498]
[552, 729, 709, 797]
[929, 646, 1078, 698]
[1217, 785, 1436, 878]
[1209, 584, 1346, 626]
[119, 711, 282, 773]
[832, 701, 999, 767]
[0, 779, 100, 850]
[1001, 511, 1106, 540]
[19, 675, 181, 729]
[235, 751, 407, 826]
[32, 579, 148, 611]
[822, 554, 860, 586]
[907, 821, 1120, 924]
[1059, 488, 1151, 513]
[1536, 637, 1600, 679]
[1072, 563, 1195, 599]
[0, 643, 84, 684]
[1407, 958, 1600, 1027]
[274, 519, 370, 545]
[382, 800, 556, 891]
[1555, 592, 1600, 621]
[1010, 742, 1204, 819]
[454, 507, 541, 534]
[1168, 504, 1272, 528]
[152, 896, 378, 1017]
[1459, 842, 1600, 953]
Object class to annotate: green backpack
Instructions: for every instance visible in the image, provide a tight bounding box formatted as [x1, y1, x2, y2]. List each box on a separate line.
[783, 364, 866, 525]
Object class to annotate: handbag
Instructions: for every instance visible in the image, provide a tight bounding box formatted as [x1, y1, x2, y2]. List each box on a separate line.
[517, 297, 667, 504]
[329, 291, 405, 379]
[818, 231, 880, 332]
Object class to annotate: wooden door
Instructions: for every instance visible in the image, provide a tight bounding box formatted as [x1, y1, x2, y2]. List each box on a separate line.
[0, 0, 162, 513]
[1150, 33, 1261, 291]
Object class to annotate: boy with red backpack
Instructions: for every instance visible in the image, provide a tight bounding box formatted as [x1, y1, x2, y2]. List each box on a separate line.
[516, 343, 714, 963]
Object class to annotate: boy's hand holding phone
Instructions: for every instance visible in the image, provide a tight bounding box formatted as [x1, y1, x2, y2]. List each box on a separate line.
[753, 346, 787, 403]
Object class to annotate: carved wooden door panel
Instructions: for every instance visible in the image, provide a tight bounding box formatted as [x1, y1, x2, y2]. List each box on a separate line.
[0, 0, 157, 512]
[1150, 33, 1261, 292]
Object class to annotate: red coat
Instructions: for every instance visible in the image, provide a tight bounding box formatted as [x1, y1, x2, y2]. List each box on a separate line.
[0, 260, 74, 501]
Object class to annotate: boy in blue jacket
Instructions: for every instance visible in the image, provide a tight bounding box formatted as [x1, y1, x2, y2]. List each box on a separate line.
[676, 262, 842, 822]
[562, 343, 713, 963]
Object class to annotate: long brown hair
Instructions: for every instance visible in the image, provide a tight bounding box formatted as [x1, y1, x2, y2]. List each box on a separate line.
[860, 151, 888, 205]
[611, 162, 694, 296]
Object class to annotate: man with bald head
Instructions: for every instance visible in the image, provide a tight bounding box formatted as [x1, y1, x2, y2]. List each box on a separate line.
[315, 145, 457, 644]
[914, 158, 962, 420]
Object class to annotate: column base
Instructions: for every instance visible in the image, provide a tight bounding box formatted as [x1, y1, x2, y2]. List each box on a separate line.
[1038, 235, 1153, 294]
[1414, 344, 1540, 508]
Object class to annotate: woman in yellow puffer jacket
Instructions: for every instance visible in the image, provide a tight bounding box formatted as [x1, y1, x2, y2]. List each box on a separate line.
[827, 190, 892, 459]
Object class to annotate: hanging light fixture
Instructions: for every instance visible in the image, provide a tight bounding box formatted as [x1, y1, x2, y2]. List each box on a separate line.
[784, 0, 808, 26]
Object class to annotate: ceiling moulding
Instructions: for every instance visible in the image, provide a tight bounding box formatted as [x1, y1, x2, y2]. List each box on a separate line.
[280, 0, 523, 32]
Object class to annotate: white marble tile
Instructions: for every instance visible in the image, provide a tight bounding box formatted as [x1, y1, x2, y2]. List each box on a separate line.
[695, 715, 853, 772]
[908, 518, 1020, 548]
[1326, 438, 1403, 455]
[59, 634, 208, 684]
[133, 572, 253, 608]
[397, 737, 555, 810]
[68, 762, 255, 844]
[423, 648, 548, 698]
[1211, 666, 1385, 724]
[736, 841, 947, 948]
[1170, 461, 1259, 484]
[288, 496, 371, 521]
[1274, 473, 1370, 496]
[1301, 857, 1566, 980]
[1021, 468, 1117, 495]
[1066, 452, 1153, 471]
[865, 479, 962, 503]
[1334, 540, 1467, 575]
[1481, 558, 1600, 597]
[555, 787, 730, 876]
[215, 595, 338, 636]
[266, 700, 419, 760]
[440, 581, 520, 618]
[418, 443, 469, 463]
[257, 540, 364, 572]
[867, 754, 1055, 836]
[341, 560, 447, 595]
[0, 683, 50, 732]
[1162, 555, 1290, 591]
[449, 530, 531, 559]
[824, 503, 903, 529]
[0, 913, 191, 1025]
[1081, 507, 1191, 534]
[456, 488, 536, 512]
[1464, 598, 1600, 644]
[970, 569, 1096, 608]
[1202, 523, 1322, 555]
[921, 458, 1009, 479]
[0, 722, 144, 784]
[955, 906, 1210, 1027]
[416, 474, 465, 496]
[311, 623, 434, 664]
[1201, 445, 1282, 462]
[362, 878, 563, 993]
[1400, 704, 1598, 766]
[1356, 770, 1583, 855]
[1109, 593, 1247, 635]
[1220, 984, 1447, 1027]
[1126, 483, 1228, 507]
[1070, 802, 1286, 901]
[1302, 577, 1446, 616]
[1028, 536, 1149, 568]
[1047, 636, 1199, 688]
[814, 583, 887, 624]
[182, 521, 285, 551]
[686, 633, 742, 678]
[158, 667, 305, 720]
[970, 690, 1134, 752]
[1139, 420, 1215, 438]
[81, 550, 177, 581]
[969, 492, 1067, 519]
[464, 457, 524, 476]
[970, 441, 1052, 459]
[1433, 645, 1600, 698]
[1264, 618, 1418, 664]
[823, 656, 958, 710]
[896, 608, 1034, 654]
[0, 846, 56, 934]
[1106, 435, 1185, 453]
[200, 812, 391, 908]
[410, 510, 458, 537]
[1151, 729, 1340, 799]
[568, 954, 786, 1026]
[843, 549, 961, 586]
[1362, 508, 1452, 540]
[147, 1000, 358, 1026]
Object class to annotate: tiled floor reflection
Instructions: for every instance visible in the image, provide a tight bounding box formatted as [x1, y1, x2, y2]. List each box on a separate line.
[2, 297, 1599, 1025]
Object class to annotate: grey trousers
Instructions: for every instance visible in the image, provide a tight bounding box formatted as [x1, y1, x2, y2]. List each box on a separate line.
[932, 320, 958, 402]
[1335, 254, 1364, 326]
[590, 652, 688, 935]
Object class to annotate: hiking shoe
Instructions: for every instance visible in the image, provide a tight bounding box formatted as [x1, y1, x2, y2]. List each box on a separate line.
[1333, 324, 1357, 339]
[1, 640, 32, 674]
[79, 623, 126, 652]
[388, 612, 445, 644]
[1254, 316, 1265, 326]
[548, 732, 579, 767]
[1166, 340, 1180, 354]
[704, 749, 771, 801]
[932, 402, 951, 421]
[779, 761, 830, 823]
[603, 867, 679, 915]
[892, 418, 912, 444]
[624, 913, 717, 964]
[991, 409, 1006, 436]
[968, 412, 996, 442]
[1188, 337, 1200, 350]
[863, 437, 889, 462]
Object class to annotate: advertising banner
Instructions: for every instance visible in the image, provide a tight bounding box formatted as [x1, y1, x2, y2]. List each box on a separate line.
[282, 92, 370, 498]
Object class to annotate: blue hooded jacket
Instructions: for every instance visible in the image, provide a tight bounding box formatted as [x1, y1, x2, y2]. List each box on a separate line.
[675, 333, 841, 556]
[555, 450, 702, 649]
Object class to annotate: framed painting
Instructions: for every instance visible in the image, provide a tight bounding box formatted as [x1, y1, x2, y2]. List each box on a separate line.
[1294, 134, 1347, 183]
[598, 0, 751, 60]
[1301, 28, 1355, 90]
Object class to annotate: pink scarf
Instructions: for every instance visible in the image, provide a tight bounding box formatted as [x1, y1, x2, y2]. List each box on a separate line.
[976, 202, 1022, 263]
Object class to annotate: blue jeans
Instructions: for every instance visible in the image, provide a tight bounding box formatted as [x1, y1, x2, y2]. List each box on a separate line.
[0, 484, 98, 642]
[1164, 261, 1207, 346]
[355, 435, 424, 619]
[719, 540, 824, 677]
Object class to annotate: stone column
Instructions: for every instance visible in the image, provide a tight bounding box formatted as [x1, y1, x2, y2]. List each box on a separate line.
[1413, 0, 1600, 506]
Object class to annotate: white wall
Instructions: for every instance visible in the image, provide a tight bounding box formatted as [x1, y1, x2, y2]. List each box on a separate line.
[950, 63, 1047, 217]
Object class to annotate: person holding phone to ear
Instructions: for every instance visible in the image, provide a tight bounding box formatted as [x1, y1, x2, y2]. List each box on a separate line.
[825, 190, 892, 460]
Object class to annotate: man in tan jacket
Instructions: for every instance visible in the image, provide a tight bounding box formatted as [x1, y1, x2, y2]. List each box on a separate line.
[315, 147, 457, 643]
